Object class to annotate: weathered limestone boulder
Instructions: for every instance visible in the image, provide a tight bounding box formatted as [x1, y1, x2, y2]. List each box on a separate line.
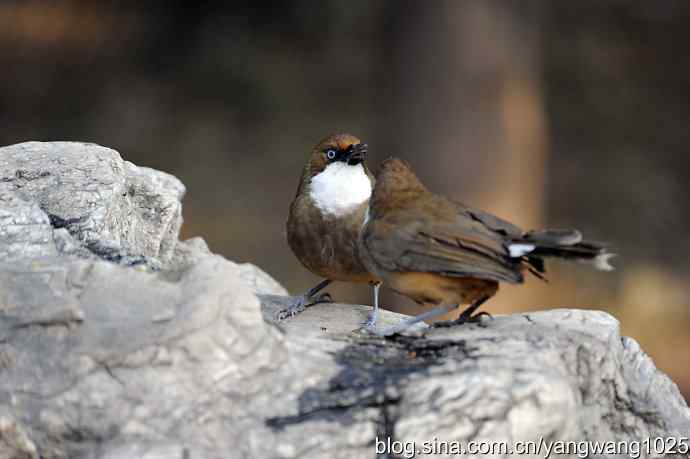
[0, 142, 688, 459]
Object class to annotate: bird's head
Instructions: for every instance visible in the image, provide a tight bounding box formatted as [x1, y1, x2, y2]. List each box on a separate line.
[306, 133, 368, 176]
[299, 133, 372, 216]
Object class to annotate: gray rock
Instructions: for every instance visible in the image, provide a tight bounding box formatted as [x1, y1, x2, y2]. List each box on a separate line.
[169, 237, 287, 297]
[236, 264, 289, 296]
[0, 141, 688, 459]
[0, 142, 184, 266]
[0, 411, 38, 459]
[0, 197, 57, 261]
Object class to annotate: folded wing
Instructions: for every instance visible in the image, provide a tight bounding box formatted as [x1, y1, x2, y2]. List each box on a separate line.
[361, 198, 525, 284]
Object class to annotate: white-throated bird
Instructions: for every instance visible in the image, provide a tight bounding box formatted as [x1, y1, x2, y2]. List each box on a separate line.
[283, 133, 382, 327]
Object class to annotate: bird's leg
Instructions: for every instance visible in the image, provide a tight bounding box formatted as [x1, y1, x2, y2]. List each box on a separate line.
[373, 303, 460, 337]
[362, 282, 382, 330]
[432, 296, 492, 328]
[276, 279, 333, 321]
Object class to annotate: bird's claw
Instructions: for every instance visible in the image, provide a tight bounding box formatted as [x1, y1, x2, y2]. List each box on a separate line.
[313, 292, 333, 304]
[360, 312, 378, 331]
[276, 301, 305, 321]
[432, 311, 493, 328]
[466, 311, 492, 323]
[276, 292, 334, 321]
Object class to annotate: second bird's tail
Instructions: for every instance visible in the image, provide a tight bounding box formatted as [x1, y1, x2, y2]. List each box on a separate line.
[508, 229, 615, 275]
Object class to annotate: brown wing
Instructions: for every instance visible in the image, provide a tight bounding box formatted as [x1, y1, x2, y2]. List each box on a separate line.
[362, 196, 524, 284]
[459, 205, 524, 237]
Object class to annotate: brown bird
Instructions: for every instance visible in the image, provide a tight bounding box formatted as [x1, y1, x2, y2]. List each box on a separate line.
[359, 158, 614, 335]
[283, 133, 381, 325]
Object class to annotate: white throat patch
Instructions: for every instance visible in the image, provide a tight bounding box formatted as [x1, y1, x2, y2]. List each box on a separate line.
[309, 163, 372, 216]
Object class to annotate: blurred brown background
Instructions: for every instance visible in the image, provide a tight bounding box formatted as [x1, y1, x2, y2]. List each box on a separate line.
[2, 1, 689, 400]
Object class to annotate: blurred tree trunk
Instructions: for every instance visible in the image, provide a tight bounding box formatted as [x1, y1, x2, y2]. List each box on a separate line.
[382, 0, 549, 317]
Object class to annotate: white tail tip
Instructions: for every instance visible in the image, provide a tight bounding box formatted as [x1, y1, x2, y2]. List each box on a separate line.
[593, 253, 616, 271]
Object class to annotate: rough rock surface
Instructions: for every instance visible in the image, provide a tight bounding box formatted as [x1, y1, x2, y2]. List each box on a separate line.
[0, 142, 184, 267]
[0, 142, 688, 459]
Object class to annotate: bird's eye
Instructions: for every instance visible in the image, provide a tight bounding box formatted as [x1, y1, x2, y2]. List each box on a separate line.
[326, 149, 337, 160]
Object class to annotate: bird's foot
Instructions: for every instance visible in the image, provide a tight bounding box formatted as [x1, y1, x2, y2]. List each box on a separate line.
[276, 292, 333, 321]
[360, 311, 379, 334]
[361, 310, 378, 328]
[430, 296, 492, 329]
[466, 311, 493, 323]
[432, 311, 493, 328]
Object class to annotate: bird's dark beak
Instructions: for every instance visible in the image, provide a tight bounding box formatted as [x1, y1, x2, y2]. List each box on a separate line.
[345, 143, 367, 165]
